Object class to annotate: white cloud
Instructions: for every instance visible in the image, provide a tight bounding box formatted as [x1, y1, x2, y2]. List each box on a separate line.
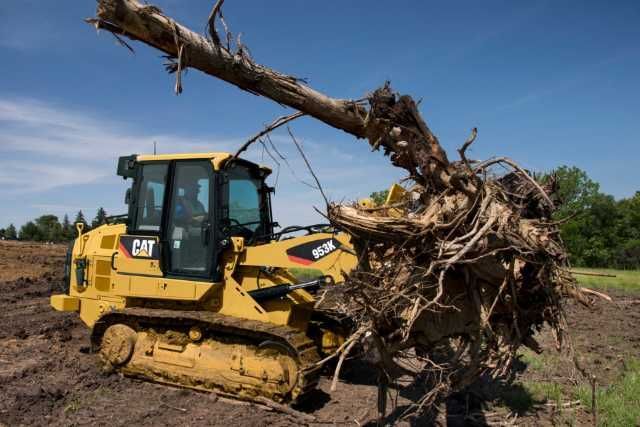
[0, 98, 242, 194]
[32, 204, 89, 212]
[0, 161, 107, 193]
[0, 97, 403, 227]
[0, 98, 240, 163]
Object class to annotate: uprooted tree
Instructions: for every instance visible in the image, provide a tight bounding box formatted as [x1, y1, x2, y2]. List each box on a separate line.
[90, 0, 592, 418]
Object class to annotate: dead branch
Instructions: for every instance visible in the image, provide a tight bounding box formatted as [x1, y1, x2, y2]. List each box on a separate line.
[233, 111, 304, 158]
[206, 0, 224, 45]
[92, 0, 462, 194]
[92, 0, 368, 136]
[571, 270, 617, 278]
[287, 127, 329, 207]
[579, 287, 613, 302]
[253, 397, 316, 423]
[330, 337, 358, 392]
[457, 127, 478, 173]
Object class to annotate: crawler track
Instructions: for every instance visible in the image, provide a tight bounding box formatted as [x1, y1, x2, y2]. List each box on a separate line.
[91, 308, 322, 404]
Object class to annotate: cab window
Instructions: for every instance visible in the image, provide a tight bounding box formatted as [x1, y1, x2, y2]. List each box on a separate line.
[225, 165, 272, 241]
[166, 161, 213, 276]
[229, 170, 261, 232]
[133, 163, 168, 232]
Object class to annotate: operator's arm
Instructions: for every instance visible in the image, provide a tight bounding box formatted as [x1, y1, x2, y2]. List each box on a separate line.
[191, 200, 207, 224]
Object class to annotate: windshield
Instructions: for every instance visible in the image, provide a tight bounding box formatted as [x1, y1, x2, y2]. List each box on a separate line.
[228, 166, 263, 232]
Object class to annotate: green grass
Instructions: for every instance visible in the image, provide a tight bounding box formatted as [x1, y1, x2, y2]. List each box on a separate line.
[514, 349, 640, 426]
[518, 348, 560, 372]
[525, 381, 564, 406]
[575, 359, 640, 426]
[572, 268, 640, 293]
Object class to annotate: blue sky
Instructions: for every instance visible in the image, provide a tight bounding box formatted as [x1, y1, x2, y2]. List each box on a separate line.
[1, 0, 639, 229]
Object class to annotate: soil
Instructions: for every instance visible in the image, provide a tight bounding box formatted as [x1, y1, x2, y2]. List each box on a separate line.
[1, 241, 638, 426]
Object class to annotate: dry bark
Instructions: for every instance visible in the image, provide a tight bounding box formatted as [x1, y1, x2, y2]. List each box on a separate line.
[92, 0, 364, 135]
[91, 0, 458, 193]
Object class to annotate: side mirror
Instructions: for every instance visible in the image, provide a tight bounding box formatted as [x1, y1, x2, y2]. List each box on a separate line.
[117, 154, 137, 178]
[125, 188, 131, 205]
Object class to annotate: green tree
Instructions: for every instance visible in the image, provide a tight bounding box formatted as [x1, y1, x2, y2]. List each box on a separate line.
[5, 224, 17, 240]
[61, 214, 74, 240]
[544, 166, 617, 267]
[369, 190, 389, 206]
[616, 192, 640, 239]
[34, 215, 62, 241]
[19, 221, 41, 241]
[615, 239, 640, 270]
[92, 207, 108, 228]
[613, 192, 640, 268]
[546, 166, 600, 220]
[579, 194, 620, 267]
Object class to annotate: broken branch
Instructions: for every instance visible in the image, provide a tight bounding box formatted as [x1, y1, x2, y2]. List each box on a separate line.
[233, 111, 304, 158]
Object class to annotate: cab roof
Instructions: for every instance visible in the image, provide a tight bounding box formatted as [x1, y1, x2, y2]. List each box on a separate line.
[135, 152, 271, 174]
[137, 152, 230, 162]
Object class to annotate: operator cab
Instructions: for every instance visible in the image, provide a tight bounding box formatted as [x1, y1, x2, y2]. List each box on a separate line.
[117, 153, 275, 281]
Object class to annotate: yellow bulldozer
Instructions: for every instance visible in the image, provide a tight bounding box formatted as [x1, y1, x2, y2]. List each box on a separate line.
[50, 151, 370, 404]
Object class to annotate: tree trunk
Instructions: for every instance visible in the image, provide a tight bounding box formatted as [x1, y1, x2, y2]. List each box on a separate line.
[91, 0, 455, 191]
[95, 0, 368, 136]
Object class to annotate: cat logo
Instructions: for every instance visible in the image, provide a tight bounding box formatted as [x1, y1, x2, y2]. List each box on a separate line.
[119, 235, 160, 259]
[132, 239, 155, 257]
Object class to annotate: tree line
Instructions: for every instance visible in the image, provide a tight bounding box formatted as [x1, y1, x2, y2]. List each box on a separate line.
[0, 208, 108, 243]
[545, 166, 640, 270]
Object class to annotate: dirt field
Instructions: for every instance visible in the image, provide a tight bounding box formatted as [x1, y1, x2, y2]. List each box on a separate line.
[1, 241, 638, 426]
